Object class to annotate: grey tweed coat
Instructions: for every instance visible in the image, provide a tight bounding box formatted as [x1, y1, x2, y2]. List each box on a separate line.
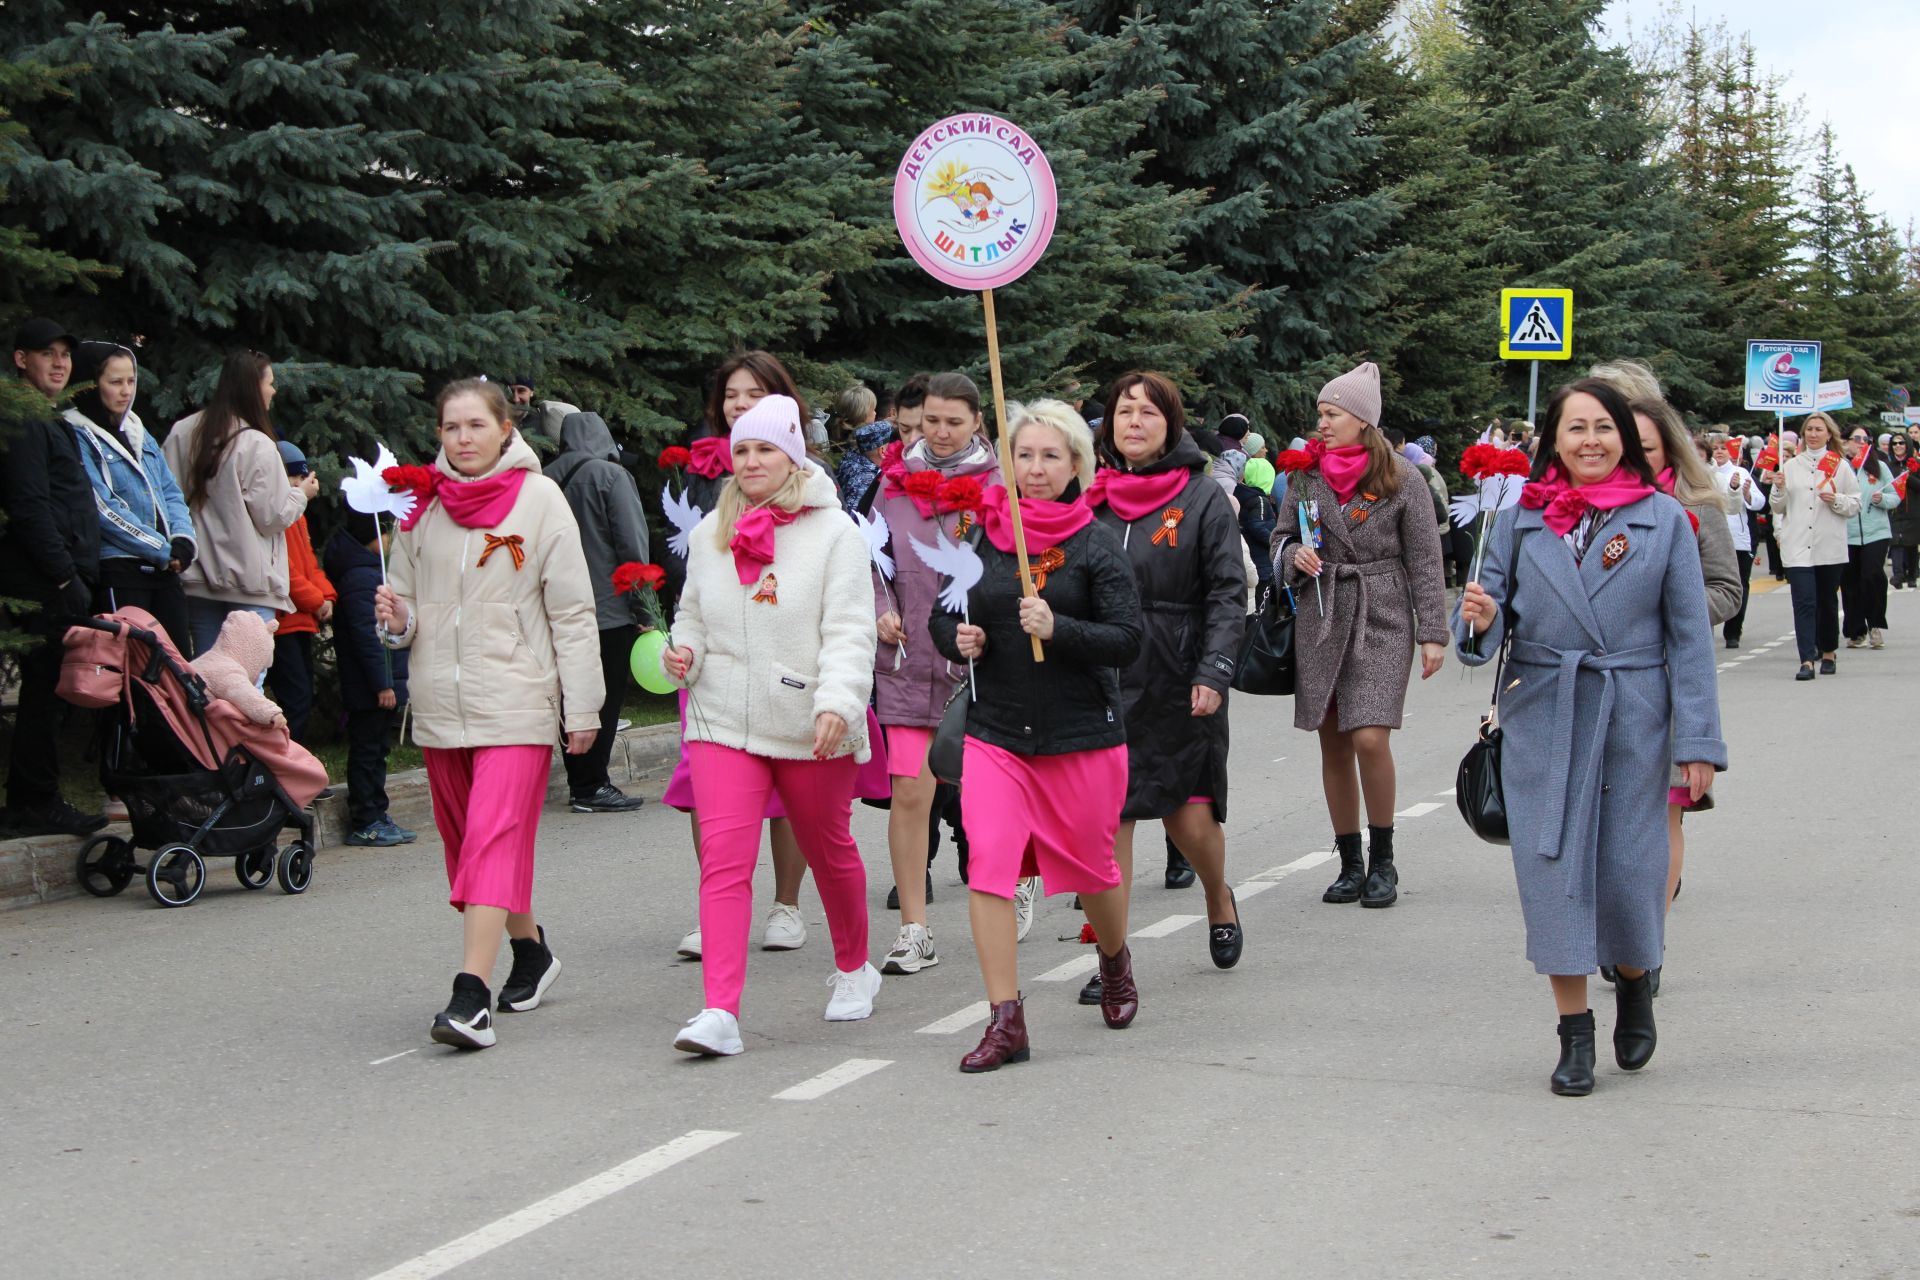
[1273, 455, 1450, 732]
[1453, 497, 1728, 976]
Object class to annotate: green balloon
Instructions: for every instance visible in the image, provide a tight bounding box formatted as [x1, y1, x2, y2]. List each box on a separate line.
[1242, 457, 1276, 494]
[630, 629, 677, 696]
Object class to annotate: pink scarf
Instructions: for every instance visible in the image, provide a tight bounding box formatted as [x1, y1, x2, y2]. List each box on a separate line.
[1085, 467, 1189, 521]
[407, 468, 526, 531]
[728, 504, 800, 585]
[978, 484, 1092, 555]
[1520, 465, 1654, 536]
[1306, 439, 1371, 505]
[688, 437, 733, 480]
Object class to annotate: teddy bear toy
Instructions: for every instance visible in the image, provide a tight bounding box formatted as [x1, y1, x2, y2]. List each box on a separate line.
[189, 610, 288, 730]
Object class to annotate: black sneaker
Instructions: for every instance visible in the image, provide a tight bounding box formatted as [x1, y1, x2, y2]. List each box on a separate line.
[570, 784, 645, 813]
[498, 927, 561, 1012]
[431, 973, 496, 1049]
[4, 799, 108, 839]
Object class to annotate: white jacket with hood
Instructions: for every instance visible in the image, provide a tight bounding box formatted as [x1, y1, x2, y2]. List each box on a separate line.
[383, 433, 604, 749]
[671, 463, 877, 763]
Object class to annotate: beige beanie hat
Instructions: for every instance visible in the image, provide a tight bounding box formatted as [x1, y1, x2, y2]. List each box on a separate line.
[1316, 362, 1382, 429]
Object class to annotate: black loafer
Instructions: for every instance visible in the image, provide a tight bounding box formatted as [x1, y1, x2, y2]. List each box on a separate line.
[1796, 663, 1816, 681]
[1078, 971, 1103, 1005]
[1208, 890, 1243, 970]
[1820, 658, 1836, 675]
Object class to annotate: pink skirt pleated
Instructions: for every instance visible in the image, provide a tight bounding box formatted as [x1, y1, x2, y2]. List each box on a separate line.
[959, 736, 1126, 900]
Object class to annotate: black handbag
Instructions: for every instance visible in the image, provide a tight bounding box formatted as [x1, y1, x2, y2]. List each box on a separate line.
[927, 681, 970, 786]
[1231, 584, 1297, 696]
[1456, 528, 1520, 844]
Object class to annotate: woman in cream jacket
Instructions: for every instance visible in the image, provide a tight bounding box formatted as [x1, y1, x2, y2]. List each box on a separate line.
[1762, 412, 1860, 679]
[375, 378, 603, 1051]
[664, 393, 881, 1056]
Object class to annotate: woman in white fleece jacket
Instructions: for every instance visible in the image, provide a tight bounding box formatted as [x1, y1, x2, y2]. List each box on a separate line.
[663, 394, 881, 1056]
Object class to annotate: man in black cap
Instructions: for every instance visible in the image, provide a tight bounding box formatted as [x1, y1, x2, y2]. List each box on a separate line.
[505, 374, 581, 441]
[1, 317, 105, 837]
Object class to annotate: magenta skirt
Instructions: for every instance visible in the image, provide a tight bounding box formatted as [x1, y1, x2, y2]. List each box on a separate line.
[959, 736, 1126, 900]
[663, 691, 889, 813]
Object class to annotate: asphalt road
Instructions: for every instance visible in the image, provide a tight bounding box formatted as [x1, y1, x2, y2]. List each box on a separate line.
[3, 581, 1915, 1279]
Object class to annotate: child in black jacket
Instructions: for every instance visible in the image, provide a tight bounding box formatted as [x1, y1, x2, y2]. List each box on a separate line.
[323, 506, 414, 847]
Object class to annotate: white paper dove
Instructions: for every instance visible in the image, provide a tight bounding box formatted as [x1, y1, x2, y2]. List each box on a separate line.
[342, 443, 418, 524]
[1449, 472, 1527, 528]
[662, 484, 704, 560]
[907, 530, 983, 614]
[853, 509, 895, 581]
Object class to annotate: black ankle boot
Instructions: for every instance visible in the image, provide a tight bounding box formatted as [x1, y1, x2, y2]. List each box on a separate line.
[1323, 832, 1364, 903]
[1551, 1010, 1596, 1096]
[1613, 970, 1658, 1071]
[1361, 825, 1397, 908]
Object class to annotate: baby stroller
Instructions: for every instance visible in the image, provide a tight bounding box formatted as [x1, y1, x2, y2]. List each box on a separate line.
[58, 607, 324, 907]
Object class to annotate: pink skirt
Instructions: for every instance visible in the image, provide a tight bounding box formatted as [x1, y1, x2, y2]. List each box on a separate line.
[959, 736, 1126, 900]
[664, 691, 888, 812]
[883, 723, 934, 779]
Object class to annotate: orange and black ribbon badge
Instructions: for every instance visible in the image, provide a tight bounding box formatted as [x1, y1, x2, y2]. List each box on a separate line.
[478, 533, 526, 570]
[1348, 493, 1381, 525]
[953, 511, 976, 537]
[1031, 546, 1067, 591]
[1601, 533, 1629, 570]
[752, 572, 779, 605]
[1150, 507, 1185, 547]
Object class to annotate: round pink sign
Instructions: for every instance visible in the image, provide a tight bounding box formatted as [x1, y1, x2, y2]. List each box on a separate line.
[893, 113, 1057, 292]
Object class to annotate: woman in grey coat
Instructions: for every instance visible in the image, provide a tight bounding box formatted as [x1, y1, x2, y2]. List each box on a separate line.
[1273, 363, 1449, 910]
[1457, 378, 1726, 1097]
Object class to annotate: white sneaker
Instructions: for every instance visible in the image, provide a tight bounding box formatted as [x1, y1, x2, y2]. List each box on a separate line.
[1014, 877, 1040, 943]
[1870, 627, 1885, 649]
[674, 1008, 744, 1056]
[824, 962, 882, 1021]
[762, 903, 807, 951]
[881, 922, 938, 974]
[676, 928, 702, 959]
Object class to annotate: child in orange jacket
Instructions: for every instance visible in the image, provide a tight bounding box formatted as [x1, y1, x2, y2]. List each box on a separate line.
[266, 442, 337, 744]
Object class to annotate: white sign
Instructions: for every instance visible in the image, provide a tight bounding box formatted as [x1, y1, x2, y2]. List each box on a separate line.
[1815, 380, 1852, 413]
[1882, 412, 1908, 427]
[1743, 340, 1821, 413]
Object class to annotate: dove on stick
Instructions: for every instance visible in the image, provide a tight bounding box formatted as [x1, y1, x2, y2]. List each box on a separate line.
[907, 529, 986, 696]
[342, 443, 418, 587]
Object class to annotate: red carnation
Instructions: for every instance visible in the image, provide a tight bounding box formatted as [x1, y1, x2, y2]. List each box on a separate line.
[612, 561, 669, 626]
[904, 471, 942, 502]
[657, 446, 692, 469]
[936, 475, 985, 513]
[1459, 443, 1497, 480]
[1907, 457, 1918, 473]
[383, 464, 438, 501]
[1273, 449, 1314, 474]
[1487, 449, 1532, 478]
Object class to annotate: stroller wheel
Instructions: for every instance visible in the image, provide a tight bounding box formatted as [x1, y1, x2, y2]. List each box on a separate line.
[77, 836, 136, 898]
[277, 841, 315, 895]
[236, 845, 275, 890]
[146, 844, 205, 908]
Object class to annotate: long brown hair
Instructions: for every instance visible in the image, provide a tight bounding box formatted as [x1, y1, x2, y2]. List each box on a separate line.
[1351, 424, 1403, 499]
[183, 350, 275, 506]
[704, 350, 809, 435]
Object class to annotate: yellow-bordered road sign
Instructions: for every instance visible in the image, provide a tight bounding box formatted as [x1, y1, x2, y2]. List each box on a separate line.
[1499, 288, 1573, 361]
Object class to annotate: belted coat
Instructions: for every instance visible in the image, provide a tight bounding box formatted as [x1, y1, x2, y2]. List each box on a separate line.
[1453, 497, 1728, 976]
[1273, 454, 1449, 732]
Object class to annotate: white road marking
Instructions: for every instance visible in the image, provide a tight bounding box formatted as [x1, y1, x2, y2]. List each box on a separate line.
[1234, 879, 1279, 900]
[1131, 913, 1206, 939]
[1270, 756, 1287, 763]
[1034, 954, 1099, 983]
[1395, 802, 1443, 819]
[1436, 787, 1457, 797]
[916, 1002, 990, 1035]
[1717, 664, 1735, 671]
[772, 1058, 892, 1102]
[365, 1129, 738, 1280]
[369, 1050, 418, 1067]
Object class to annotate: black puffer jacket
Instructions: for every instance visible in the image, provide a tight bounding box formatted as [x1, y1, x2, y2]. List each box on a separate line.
[0, 410, 100, 617]
[1092, 434, 1246, 822]
[930, 517, 1141, 756]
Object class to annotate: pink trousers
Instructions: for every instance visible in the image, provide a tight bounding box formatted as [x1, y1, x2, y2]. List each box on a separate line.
[424, 744, 551, 915]
[687, 743, 868, 1014]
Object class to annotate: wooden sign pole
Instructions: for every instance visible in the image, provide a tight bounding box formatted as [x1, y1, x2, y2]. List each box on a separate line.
[980, 287, 1045, 662]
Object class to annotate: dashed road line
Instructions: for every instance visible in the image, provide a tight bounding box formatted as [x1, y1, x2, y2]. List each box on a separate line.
[772, 1059, 892, 1102]
[1130, 913, 1206, 939]
[1034, 954, 1099, 983]
[370, 1049, 418, 1067]
[1395, 802, 1443, 819]
[1436, 787, 1457, 797]
[916, 1002, 991, 1035]
[365, 1129, 739, 1280]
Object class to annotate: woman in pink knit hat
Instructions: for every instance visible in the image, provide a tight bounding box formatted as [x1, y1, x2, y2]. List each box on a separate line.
[1272, 362, 1449, 909]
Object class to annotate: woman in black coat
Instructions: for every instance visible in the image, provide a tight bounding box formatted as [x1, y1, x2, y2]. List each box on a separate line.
[1085, 371, 1247, 995]
[931, 402, 1143, 1070]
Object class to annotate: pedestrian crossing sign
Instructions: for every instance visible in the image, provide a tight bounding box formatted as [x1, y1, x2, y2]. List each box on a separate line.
[1499, 288, 1574, 361]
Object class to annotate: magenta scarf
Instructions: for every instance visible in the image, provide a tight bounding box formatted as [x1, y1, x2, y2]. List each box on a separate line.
[1085, 467, 1189, 521]
[1520, 465, 1654, 536]
[979, 483, 1092, 555]
[728, 504, 800, 585]
[1306, 439, 1371, 505]
[405, 468, 526, 531]
[688, 436, 733, 480]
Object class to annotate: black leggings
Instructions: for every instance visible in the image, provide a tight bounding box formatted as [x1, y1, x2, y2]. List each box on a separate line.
[1841, 540, 1889, 639]
[1786, 564, 1843, 662]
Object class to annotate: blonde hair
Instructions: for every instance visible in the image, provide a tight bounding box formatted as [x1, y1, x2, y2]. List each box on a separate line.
[711, 467, 811, 550]
[1629, 398, 1718, 507]
[1007, 399, 1096, 487]
[826, 385, 877, 437]
[1801, 412, 1840, 449]
[1588, 358, 1665, 405]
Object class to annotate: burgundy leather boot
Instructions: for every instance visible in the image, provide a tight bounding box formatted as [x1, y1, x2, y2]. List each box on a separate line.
[959, 997, 1030, 1073]
[1098, 943, 1138, 1029]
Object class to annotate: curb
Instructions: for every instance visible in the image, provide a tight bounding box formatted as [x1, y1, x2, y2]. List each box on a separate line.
[0, 722, 682, 914]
